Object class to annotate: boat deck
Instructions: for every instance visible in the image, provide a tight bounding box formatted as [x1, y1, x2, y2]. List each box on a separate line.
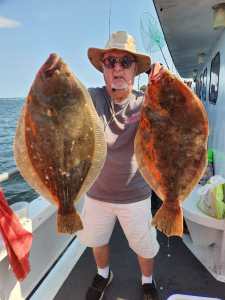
[54, 219, 225, 300]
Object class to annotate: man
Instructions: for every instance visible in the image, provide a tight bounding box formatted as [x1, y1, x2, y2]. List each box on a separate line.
[77, 31, 160, 300]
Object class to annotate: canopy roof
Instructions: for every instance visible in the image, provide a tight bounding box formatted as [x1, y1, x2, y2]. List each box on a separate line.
[153, 0, 224, 77]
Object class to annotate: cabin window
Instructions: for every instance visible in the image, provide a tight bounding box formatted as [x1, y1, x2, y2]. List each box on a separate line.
[209, 52, 220, 104]
[195, 79, 200, 97]
[199, 74, 203, 100]
[202, 68, 207, 102]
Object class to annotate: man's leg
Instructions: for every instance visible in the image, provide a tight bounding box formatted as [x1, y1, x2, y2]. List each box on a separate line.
[93, 244, 111, 279]
[85, 245, 113, 300]
[76, 197, 115, 300]
[117, 199, 160, 299]
[93, 244, 110, 268]
[137, 255, 154, 277]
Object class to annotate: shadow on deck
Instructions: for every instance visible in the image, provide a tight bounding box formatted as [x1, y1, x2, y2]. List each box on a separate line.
[54, 220, 225, 300]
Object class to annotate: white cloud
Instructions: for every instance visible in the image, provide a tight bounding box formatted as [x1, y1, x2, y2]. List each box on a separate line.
[0, 16, 21, 28]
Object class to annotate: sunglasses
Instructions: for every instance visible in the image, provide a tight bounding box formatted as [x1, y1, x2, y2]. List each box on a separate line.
[102, 55, 136, 69]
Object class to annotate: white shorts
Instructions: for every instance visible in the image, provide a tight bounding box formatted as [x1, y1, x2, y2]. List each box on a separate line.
[76, 196, 160, 258]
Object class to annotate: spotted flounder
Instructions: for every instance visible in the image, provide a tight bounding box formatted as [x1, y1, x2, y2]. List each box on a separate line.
[14, 53, 107, 234]
[135, 63, 209, 237]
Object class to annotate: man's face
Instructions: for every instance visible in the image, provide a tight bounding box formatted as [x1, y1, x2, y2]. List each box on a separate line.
[102, 50, 137, 102]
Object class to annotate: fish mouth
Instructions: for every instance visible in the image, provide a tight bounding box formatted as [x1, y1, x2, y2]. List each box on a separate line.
[149, 63, 164, 82]
[40, 53, 61, 78]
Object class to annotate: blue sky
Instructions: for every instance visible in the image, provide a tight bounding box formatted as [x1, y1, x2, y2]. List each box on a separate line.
[0, 0, 175, 98]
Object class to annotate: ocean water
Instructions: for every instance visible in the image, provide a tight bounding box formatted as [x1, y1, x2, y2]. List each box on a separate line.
[0, 98, 38, 204]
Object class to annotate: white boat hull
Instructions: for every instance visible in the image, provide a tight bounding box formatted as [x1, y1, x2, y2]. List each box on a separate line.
[0, 196, 86, 300]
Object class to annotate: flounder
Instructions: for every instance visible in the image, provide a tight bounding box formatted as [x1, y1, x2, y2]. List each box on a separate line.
[135, 63, 209, 237]
[14, 53, 107, 234]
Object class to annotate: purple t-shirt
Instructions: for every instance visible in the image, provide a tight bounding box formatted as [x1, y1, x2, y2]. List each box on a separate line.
[87, 86, 152, 203]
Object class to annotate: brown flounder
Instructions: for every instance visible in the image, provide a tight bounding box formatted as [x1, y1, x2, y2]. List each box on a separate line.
[135, 63, 209, 237]
[14, 53, 107, 234]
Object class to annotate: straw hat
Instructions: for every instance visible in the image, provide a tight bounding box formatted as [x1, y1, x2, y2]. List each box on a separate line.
[88, 31, 151, 75]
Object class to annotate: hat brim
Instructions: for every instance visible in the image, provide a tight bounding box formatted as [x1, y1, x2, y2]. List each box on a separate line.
[88, 47, 151, 75]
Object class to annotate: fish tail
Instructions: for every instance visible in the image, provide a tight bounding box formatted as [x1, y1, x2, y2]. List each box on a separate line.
[152, 202, 183, 237]
[57, 209, 83, 234]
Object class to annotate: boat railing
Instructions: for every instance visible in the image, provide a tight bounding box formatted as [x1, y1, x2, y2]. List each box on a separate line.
[0, 169, 20, 183]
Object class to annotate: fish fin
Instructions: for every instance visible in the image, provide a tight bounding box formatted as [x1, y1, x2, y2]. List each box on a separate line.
[152, 203, 183, 237]
[149, 62, 164, 82]
[75, 88, 107, 200]
[57, 209, 83, 234]
[14, 106, 54, 203]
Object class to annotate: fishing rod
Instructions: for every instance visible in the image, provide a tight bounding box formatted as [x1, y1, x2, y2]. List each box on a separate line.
[108, 0, 112, 39]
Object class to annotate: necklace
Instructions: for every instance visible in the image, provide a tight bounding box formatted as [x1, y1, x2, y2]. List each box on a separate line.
[103, 91, 130, 131]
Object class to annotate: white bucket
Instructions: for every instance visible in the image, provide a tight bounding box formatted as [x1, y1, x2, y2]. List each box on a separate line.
[167, 294, 222, 300]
